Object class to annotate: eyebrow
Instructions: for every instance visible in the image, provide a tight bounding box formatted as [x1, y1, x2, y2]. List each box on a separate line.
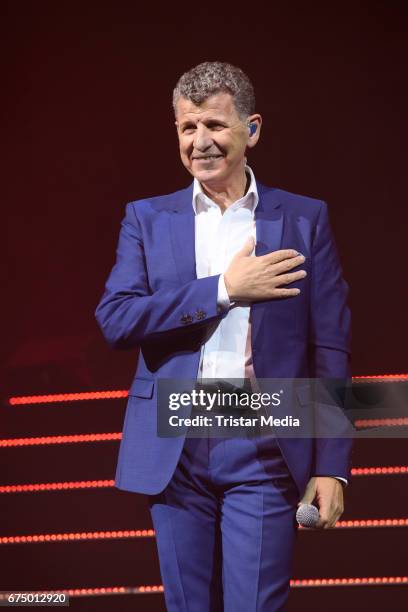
[179, 118, 229, 129]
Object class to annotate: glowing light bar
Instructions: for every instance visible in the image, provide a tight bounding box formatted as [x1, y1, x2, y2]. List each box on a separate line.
[1, 467, 406, 494]
[352, 466, 408, 476]
[290, 576, 408, 587]
[1, 578, 407, 600]
[0, 529, 155, 545]
[2, 520, 407, 545]
[0, 433, 121, 447]
[353, 374, 408, 382]
[355, 417, 408, 428]
[8, 374, 408, 406]
[299, 519, 408, 530]
[0, 480, 115, 493]
[9, 390, 129, 406]
[0, 587, 164, 601]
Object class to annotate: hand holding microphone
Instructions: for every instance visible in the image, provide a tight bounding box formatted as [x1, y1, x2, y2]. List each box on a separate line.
[297, 476, 345, 529]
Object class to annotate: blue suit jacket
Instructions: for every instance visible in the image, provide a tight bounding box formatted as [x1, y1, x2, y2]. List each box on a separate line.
[95, 181, 353, 497]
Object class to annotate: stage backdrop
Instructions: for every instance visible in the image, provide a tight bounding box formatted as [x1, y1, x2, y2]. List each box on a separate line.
[3, 1, 408, 394]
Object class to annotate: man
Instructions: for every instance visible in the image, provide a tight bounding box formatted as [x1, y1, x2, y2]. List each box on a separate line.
[95, 61, 352, 611]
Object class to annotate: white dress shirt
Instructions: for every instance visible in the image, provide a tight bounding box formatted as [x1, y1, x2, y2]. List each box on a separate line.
[193, 165, 257, 382]
[192, 165, 347, 487]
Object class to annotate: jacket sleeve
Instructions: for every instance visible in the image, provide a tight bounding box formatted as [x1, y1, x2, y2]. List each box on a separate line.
[309, 201, 354, 481]
[95, 202, 223, 349]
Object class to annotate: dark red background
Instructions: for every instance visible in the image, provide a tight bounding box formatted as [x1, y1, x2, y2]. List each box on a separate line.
[3, 1, 408, 394]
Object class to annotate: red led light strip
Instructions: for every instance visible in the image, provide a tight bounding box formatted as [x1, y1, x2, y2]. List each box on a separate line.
[0, 587, 165, 600]
[352, 466, 408, 476]
[1, 467, 406, 494]
[337, 519, 408, 528]
[1, 520, 407, 545]
[353, 374, 408, 382]
[0, 578, 406, 600]
[0, 433, 121, 447]
[0, 529, 155, 545]
[9, 390, 129, 405]
[0, 480, 115, 493]
[299, 519, 408, 531]
[355, 417, 408, 428]
[7, 374, 408, 406]
[290, 576, 408, 587]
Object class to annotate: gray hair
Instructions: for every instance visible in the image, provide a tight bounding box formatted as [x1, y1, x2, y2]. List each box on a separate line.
[172, 61, 255, 119]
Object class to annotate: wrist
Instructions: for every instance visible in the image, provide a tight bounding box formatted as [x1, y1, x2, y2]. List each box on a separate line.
[224, 274, 235, 300]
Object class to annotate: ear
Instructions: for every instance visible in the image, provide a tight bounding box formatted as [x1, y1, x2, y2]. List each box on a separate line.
[246, 114, 262, 148]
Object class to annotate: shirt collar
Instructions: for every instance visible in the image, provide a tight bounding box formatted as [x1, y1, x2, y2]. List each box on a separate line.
[192, 165, 259, 214]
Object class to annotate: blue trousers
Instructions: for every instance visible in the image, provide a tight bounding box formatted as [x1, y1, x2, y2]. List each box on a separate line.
[148, 435, 300, 611]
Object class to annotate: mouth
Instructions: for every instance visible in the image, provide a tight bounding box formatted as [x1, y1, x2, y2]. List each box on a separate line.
[192, 155, 224, 161]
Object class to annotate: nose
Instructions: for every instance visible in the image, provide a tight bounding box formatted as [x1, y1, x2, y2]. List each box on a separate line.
[193, 124, 212, 152]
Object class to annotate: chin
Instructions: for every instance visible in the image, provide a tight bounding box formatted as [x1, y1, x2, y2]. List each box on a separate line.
[193, 168, 224, 183]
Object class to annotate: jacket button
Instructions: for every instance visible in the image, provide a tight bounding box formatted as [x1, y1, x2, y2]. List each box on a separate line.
[195, 310, 206, 320]
[180, 314, 193, 324]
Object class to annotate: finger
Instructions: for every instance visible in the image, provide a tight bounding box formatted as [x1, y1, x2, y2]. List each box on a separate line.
[327, 507, 344, 529]
[314, 497, 331, 528]
[266, 288, 301, 299]
[316, 517, 329, 529]
[273, 270, 307, 287]
[260, 249, 301, 265]
[314, 500, 331, 528]
[326, 517, 339, 529]
[318, 502, 343, 529]
[298, 482, 317, 506]
[318, 510, 331, 528]
[271, 254, 306, 274]
[323, 515, 338, 529]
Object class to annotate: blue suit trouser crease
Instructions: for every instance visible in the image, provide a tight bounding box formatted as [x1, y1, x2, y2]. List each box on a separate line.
[148, 433, 300, 612]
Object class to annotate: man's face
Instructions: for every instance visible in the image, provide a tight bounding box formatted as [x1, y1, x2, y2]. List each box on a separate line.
[175, 92, 259, 186]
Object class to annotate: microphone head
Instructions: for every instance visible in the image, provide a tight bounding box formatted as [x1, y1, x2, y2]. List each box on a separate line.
[296, 503, 319, 528]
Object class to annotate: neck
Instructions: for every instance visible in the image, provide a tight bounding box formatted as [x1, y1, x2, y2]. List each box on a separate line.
[199, 167, 249, 212]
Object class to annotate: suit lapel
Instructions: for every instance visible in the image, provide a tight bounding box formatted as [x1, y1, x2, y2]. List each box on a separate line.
[251, 184, 284, 346]
[168, 183, 197, 284]
[254, 183, 283, 255]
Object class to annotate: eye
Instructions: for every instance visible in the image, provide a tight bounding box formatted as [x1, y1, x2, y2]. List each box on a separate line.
[182, 125, 196, 134]
[208, 122, 224, 131]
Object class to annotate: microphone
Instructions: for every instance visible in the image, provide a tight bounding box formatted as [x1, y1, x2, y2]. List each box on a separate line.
[296, 503, 319, 528]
